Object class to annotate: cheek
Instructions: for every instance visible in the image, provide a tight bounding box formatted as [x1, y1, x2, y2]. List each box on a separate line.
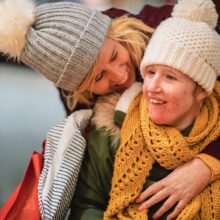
[168, 89, 187, 110]
[89, 82, 109, 95]
[142, 78, 149, 97]
[169, 94, 180, 107]
[169, 88, 195, 116]
[176, 88, 192, 105]
[121, 49, 132, 65]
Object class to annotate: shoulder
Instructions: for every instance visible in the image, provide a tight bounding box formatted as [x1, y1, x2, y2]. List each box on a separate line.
[86, 125, 117, 161]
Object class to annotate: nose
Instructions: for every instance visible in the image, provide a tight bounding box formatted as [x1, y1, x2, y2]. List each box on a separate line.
[107, 65, 125, 84]
[146, 76, 162, 93]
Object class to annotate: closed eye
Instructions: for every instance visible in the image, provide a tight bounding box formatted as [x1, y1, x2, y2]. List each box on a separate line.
[146, 70, 155, 77]
[95, 72, 104, 82]
[110, 49, 117, 61]
[166, 74, 177, 80]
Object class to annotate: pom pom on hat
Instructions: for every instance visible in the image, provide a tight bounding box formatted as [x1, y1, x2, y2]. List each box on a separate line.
[0, 0, 35, 60]
[172, 0, 218, 29]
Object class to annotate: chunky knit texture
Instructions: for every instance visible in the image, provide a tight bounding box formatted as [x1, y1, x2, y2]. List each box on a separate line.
[104, 82, 220, 219]
[20, 2, 110, 91]
[140, 0, 220, 93]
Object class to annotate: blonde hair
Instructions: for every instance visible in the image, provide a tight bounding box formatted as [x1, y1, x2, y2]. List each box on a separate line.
[64, 15, 154, 111]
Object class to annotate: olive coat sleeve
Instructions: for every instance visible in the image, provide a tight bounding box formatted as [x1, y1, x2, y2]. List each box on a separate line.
[69, 127, 116, 220]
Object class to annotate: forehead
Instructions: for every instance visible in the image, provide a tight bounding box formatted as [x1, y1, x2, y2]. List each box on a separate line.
[147, 64, 179, 72]
[148, 65, 190, 77]
[98, 37, 117, 58]
[146, 64, 197, 86]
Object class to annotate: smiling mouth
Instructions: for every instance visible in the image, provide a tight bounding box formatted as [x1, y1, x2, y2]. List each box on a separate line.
[149, 98, 165, 104]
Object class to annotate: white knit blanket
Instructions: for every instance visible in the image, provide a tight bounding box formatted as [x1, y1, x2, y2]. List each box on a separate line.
[38, 109, 92, 220]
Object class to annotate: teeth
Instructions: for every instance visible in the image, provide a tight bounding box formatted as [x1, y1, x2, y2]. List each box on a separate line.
[150, 99, 164, 104]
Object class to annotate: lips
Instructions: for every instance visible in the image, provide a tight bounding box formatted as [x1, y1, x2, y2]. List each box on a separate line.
[148, 97, 166, 104]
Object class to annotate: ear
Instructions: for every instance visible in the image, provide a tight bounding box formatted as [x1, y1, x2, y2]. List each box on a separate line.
[195, 86, 207, 102]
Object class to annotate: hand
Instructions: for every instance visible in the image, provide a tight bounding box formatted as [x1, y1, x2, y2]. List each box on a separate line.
[135, 158, 211, 220]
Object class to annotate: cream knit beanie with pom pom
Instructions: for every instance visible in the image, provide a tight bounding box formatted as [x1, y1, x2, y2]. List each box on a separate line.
[140, 0, 220, 93]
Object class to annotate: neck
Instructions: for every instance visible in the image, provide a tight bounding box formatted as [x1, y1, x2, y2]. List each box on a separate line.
[176, 119, 195, 131]
[174, 105, 202, 131]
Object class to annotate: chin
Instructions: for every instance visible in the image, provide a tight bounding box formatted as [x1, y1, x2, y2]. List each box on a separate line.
[118, 81, 133, 91]
[151, 120, 165, 125]
[150, 115, 167, 125]
[126, 78, 135, 88]
[127, 72, 135, 84]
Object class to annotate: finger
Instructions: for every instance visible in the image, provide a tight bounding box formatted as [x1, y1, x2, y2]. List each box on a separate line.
[136, 182, 164, 203]
[138, 188, 169, 211]
[166, 201, 186, 220]
[152, 195, 178, 219]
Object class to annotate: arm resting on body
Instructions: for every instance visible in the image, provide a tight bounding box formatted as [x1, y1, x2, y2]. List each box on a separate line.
[69, 127, 115, 220]
[136, 137, 220, 220]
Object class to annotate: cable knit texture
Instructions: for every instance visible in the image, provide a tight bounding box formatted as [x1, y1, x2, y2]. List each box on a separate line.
[104, 81, 220, 219]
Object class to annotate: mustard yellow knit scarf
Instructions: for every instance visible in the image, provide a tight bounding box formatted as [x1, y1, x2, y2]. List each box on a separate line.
[104, 82, 220, 220]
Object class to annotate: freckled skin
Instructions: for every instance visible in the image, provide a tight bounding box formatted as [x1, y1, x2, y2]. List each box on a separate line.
[143, 65, 206, 131]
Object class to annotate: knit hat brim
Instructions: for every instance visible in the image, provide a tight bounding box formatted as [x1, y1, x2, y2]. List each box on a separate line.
[140, 17, 220, 93]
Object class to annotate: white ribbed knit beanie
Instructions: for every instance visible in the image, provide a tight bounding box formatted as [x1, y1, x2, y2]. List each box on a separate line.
[0, 0, 111, 91]
[140, 0, 220, 93]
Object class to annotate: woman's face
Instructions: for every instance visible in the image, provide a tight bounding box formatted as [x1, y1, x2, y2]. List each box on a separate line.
[143, 65, 206, 131]
[88, 37, 136, 95]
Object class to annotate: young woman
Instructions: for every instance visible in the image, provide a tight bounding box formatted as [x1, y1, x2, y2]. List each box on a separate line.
[70, 0, 220, 219]
[0, 0, 219, 219]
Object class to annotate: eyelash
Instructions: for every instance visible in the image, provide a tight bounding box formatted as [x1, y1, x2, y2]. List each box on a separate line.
[166, 75, 176, 80]
[95, 72, 104, 82]
[95, 50, 117, 83]
[146, 71, 177, 80]
[111, 51, 117, 61]
[146, 71, 155, 76]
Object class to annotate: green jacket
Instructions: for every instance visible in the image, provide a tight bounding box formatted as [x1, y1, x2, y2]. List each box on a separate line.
[69, 83, 143, 219]
[69, 96, 124, 219]
[69, 84, 190, 220]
